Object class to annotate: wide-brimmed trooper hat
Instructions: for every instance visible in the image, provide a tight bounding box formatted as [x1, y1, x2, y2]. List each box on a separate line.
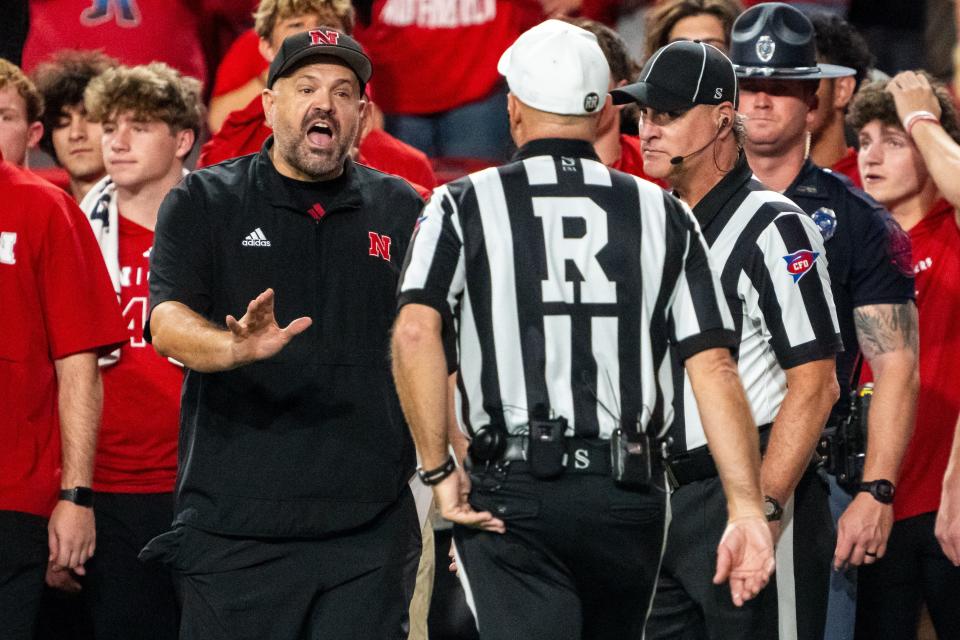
[730, 2, 854, 80]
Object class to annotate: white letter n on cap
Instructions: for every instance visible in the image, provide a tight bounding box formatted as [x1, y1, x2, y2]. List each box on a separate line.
[533, 197, 616, 304]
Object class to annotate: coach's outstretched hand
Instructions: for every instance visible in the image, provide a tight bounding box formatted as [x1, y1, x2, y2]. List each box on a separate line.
[226, 288, 312, 367]
[433, 466, 505, 534]
[713, 514, 776, 607]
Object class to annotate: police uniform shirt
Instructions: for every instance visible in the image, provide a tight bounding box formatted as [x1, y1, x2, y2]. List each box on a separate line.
[784, 160, 914, 411]
[673, 153, 843, 452]
[146, 138, 423, 538]
[398, 138, 736, 442]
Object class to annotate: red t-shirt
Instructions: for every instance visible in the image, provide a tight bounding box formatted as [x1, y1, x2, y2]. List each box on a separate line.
[831, 147, 862, 189]
[198, 96, 437, 190]
[0, 157, 126, 518]
[354, 0, 527, 115]
[23, 0, 208, 85]
[611, 134, 669, 189]
[96, 216, 181, 493]
[891, 199, 960, 521]
[211, 29, 265, 98]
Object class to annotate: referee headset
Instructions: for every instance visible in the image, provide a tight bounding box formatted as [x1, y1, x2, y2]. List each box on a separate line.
[669, 113, 731, 166]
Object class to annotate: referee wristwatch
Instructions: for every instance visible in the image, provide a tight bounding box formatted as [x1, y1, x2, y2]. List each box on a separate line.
[857, 479, 896, 505]
[59, 486, 95, 508]
[763, 495, 783, 522]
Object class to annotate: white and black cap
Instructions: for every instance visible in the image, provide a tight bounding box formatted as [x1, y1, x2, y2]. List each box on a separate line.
[497, 19, 610, 116]
[611, 40, 738, 111]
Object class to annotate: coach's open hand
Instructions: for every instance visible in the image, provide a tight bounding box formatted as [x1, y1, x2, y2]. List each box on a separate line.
[433, 466, 505, 534]
[713, 514, 776, 606]
[226, 288, 312, 367]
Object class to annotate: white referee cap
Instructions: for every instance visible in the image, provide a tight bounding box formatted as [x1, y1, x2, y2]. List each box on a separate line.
[497, 19, 610, 116]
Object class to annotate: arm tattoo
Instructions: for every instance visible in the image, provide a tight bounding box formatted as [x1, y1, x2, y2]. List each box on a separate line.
[853, 302, 919, 360]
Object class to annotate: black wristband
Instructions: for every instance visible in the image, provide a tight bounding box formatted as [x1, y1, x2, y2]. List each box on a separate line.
[59, 487, 95, 508]
[417, 456, 457, 485]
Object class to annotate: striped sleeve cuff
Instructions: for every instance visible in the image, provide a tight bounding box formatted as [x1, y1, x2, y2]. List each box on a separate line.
[674, 328, 739, 362]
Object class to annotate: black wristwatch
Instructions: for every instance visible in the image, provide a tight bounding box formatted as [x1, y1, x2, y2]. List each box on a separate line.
[59, 487, 95, 508]
[857, 479, 896, 505]
[763, 495, 783, 522]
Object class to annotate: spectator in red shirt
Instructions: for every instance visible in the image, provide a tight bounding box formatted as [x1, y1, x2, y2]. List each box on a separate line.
[643, 0, 743, 61]
[0, 59, 43, 167]
[849, 70, 960, 640]
[0, 149, 126, 640]
[76, 62, 203, 639]
[31, 50, 117, 202]
[809, 13, 874, 187]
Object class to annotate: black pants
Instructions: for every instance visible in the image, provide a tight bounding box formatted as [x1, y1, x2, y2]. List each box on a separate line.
[141, 488, 419, 640]
[0, 510, 48, 640]
[856, 511, 960, 639]
[453, 469, 668, 640]
[83, 492, 178, 640]
[647, 469, 833, 640]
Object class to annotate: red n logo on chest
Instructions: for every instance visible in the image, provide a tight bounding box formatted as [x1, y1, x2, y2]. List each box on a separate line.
[368, 232, 392, 261]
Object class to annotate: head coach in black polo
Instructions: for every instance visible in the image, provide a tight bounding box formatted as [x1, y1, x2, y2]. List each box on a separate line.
[392, 19, 774, 640]
[731, 5, 918, 640]
[612, 35, 845, 640]
[141, 28, 424, 639]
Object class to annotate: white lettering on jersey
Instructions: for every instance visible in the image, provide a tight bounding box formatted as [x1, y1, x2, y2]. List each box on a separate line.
[0, 232, 16, 265]
[533, 197, 617, 304]
[381, 0, 495, 28]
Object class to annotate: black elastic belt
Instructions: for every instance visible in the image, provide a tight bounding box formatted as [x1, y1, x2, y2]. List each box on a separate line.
[669, 423, 773, 486]
[477, 436, 613, 475]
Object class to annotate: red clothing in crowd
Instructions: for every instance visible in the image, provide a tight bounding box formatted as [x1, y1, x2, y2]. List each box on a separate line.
[198, 96, 437, 191]
[96, 216, 181, 494]
[353, 0, 530, 115]
[611, 134, 668, 189]
[0, 156, 125, 518]
[23, 0, 211, 84]
[211, 29, 265, 98]
[831, 147, 862, 188]
[891, 199, 960, 522]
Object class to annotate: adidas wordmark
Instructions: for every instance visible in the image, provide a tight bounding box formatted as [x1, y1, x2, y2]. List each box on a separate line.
[242, 228, 271, 247]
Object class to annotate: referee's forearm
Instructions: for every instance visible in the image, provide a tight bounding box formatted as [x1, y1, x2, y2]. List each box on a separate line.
[391, 305, 451, 470]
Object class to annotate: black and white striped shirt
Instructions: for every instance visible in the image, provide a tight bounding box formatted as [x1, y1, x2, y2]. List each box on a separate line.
[671, 154, 843, 452]
[398, 138, 736, 441]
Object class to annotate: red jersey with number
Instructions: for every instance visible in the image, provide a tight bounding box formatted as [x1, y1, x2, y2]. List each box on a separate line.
[893, 199, 960, 521]
[0, 157, 126, 518]
[831, 147, 862, 189]
[611, 134, 668, 189]
[96, 216, 181, 493]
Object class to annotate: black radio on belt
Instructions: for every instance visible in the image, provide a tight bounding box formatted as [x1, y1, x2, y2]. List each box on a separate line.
[527, 416, 567, 479]
[818, 383, 871, 493]
[611, 415, 657, 489]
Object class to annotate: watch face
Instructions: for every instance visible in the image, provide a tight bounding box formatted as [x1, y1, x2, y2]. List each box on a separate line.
[874, 481, 895, 499]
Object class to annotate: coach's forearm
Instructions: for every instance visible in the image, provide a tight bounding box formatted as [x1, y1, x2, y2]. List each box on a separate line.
[761, 358, 839, 504]
[150, 301, 236, 373]
[54, 352, 101, 488]
[392, 304, 451, 470]
[687, 348, 765, 521]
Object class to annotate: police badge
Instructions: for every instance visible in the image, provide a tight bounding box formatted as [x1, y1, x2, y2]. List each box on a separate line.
[811, 207, 837, 241]
[756, 35, 775, 63]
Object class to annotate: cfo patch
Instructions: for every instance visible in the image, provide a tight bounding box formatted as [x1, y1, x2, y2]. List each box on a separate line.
[783, 250, 819, 283]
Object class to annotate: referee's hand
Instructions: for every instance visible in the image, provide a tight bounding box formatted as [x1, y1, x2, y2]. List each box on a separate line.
[713, 515, 776, 607]
[433, 467, 506, 534]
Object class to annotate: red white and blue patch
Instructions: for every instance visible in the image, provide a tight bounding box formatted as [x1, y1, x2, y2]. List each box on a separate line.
[783, 250, 820, 283]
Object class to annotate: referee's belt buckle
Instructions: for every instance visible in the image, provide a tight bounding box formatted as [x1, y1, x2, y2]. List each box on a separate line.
[499, 436, 610, 475]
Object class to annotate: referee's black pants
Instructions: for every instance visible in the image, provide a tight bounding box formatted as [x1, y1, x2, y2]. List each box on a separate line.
[140, 488, 419, 640]
[453, 467, 668, 640]
[646, 468, 833, 640]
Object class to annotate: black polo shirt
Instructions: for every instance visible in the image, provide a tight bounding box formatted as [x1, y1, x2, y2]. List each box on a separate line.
[784, 160, 914, 414]
[147, 138, 423, 538]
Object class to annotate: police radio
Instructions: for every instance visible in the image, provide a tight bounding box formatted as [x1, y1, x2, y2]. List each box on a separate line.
[818, 382, 872, 494]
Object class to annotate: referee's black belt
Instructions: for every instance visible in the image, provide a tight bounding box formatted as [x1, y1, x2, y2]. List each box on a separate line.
[496, 436, 612, 475]
[669, 423, 772, 486]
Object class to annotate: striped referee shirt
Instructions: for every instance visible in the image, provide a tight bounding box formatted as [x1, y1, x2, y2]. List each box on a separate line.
[672, 154, 843, 453]
[398, 138, 736, 441]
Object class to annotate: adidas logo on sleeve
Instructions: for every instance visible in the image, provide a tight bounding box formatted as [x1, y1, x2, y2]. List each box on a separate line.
[242, 228, 271, 247]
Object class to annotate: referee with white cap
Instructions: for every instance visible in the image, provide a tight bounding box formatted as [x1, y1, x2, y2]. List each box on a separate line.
[392, 20, 774, 639]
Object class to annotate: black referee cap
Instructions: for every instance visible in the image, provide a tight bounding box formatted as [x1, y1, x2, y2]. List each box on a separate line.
[267, 28, 372, 89]
[611, 40, 738, 111]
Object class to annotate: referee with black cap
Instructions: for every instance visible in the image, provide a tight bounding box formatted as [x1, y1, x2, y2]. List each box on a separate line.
[142, 28, 424, 639]
[393, 20, 774, 640]
[612, 39, 844, 640]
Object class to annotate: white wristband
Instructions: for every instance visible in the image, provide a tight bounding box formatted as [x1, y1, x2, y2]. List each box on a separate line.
[902, 110, 940, 138]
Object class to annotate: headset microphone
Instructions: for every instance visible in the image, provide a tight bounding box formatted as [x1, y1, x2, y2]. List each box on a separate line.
[669, 118, 729, 165]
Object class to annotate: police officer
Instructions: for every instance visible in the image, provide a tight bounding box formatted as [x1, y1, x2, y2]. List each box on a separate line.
[143, 29, 423, 639]
[731, 5, 918, 638]
[391, 20, 774, 640]
[611, 38, 844, 639]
